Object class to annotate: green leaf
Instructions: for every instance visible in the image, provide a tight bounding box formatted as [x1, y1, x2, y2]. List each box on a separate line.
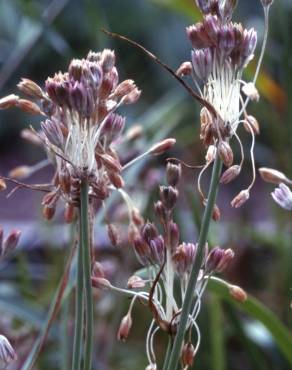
[208, 277, 292, 365]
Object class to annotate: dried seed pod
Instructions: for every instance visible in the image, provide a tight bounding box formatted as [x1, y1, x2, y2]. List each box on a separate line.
[212, 204, 221, 221]
[91, 276, 111, 290]
[0, 94, 19, 109]
[107, 171, 124, 189]
[16, 99, 42, 115]
[9, 165, 32, 179]
[2, 230, 21, 256]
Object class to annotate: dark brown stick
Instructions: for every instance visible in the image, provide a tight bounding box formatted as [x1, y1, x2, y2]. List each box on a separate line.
[101, 29, 218, 118]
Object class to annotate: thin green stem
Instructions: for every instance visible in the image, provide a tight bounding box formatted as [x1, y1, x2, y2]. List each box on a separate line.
[72, 218, 85, 370]
[80, 178, 94, 370]
[165, 154, 222, 370]
[162, 337, 172, 370]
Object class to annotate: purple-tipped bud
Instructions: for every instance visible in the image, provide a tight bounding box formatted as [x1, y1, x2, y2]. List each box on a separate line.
[0, 335, 17, 364]
[195, 0, 212, 14]
[133, 237, 151, 265]
[271, 183, 292, 211]
[17, 78, 44, 99]
[206, 246, 224, 272]
[100, 113, 125, 143]
[142, 223, 159, 243]
[100, 49, 116, 73]
[166, 162, 182, 187]
[219, 0, 237, 23]
[149, 235, 165, 265]
[41, 118, 64, 149]
[186, 24, 212, 49]
[191, 48, 212, 81]
[231, 189, 250, 208]
[173, 242, 197, 276]
[117, 313, 132, 341]
[203, 15, 220, 44]
[154, 201, 167, 223]
[159, 186, 178, 210]
[220, 165, 241, 184]
[2, 230, 21, 256]
[240, 28, 257, 67]
[218, 25, 236, 56]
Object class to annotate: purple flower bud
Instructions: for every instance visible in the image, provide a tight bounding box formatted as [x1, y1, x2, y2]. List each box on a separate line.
[154, 201, 167, 223]
[149, 235, 165, 265]
[142, 223, 159, 244]
[166, 162, 182, 187]
[271, 183, 292, 211]
[173, 242, 197, 276]
[240, 28, 257, 67]
[218, 25, 236, 56]
[186, 23, 212, 49]
[159, 186, 178, 210]
[219, 0, 237, 23]
[195, 0, 212, 14]
[0, 335, 17, 364]
[203, 15, 220, 44]
[191, 48, 213, 81]
[2, 230, 21, 256]
[133, 237, 151, 266]
[100, 113, 125, 143]
[41, 118, 64, 148]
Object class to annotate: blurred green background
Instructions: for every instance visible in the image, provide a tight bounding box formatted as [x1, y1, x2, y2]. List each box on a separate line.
[0, 0, 291, 369]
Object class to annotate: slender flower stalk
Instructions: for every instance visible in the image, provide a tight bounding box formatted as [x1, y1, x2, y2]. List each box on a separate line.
[164, 154, 222, 370]
[80, 178, 93, 370]
[72, 218, 84, 370]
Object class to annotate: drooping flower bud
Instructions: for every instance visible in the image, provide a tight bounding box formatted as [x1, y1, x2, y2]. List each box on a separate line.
[117, 313, 132, 342]
[259, 168, 291, 185]
[242, 82, 259, 101]
[220, 165, 241, 184]
[127, 275, 146, 289]
[218, 141, 233, 167]
[176, 61, 192, 77]
[244, 115, 260, 135]
[231, 189, 249, 208]
[181, 342, 195, 367]
[0, 94, 19, 109]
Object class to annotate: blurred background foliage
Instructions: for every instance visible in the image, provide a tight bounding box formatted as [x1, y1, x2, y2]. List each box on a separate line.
[0, 0, 291, 369]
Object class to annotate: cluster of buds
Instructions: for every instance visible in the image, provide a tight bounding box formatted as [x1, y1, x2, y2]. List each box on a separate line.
[0, 50, 175, 221]
[176, 0, 272, 209]
[92, 163, 234, 369]
[259, 167, 292, 211]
